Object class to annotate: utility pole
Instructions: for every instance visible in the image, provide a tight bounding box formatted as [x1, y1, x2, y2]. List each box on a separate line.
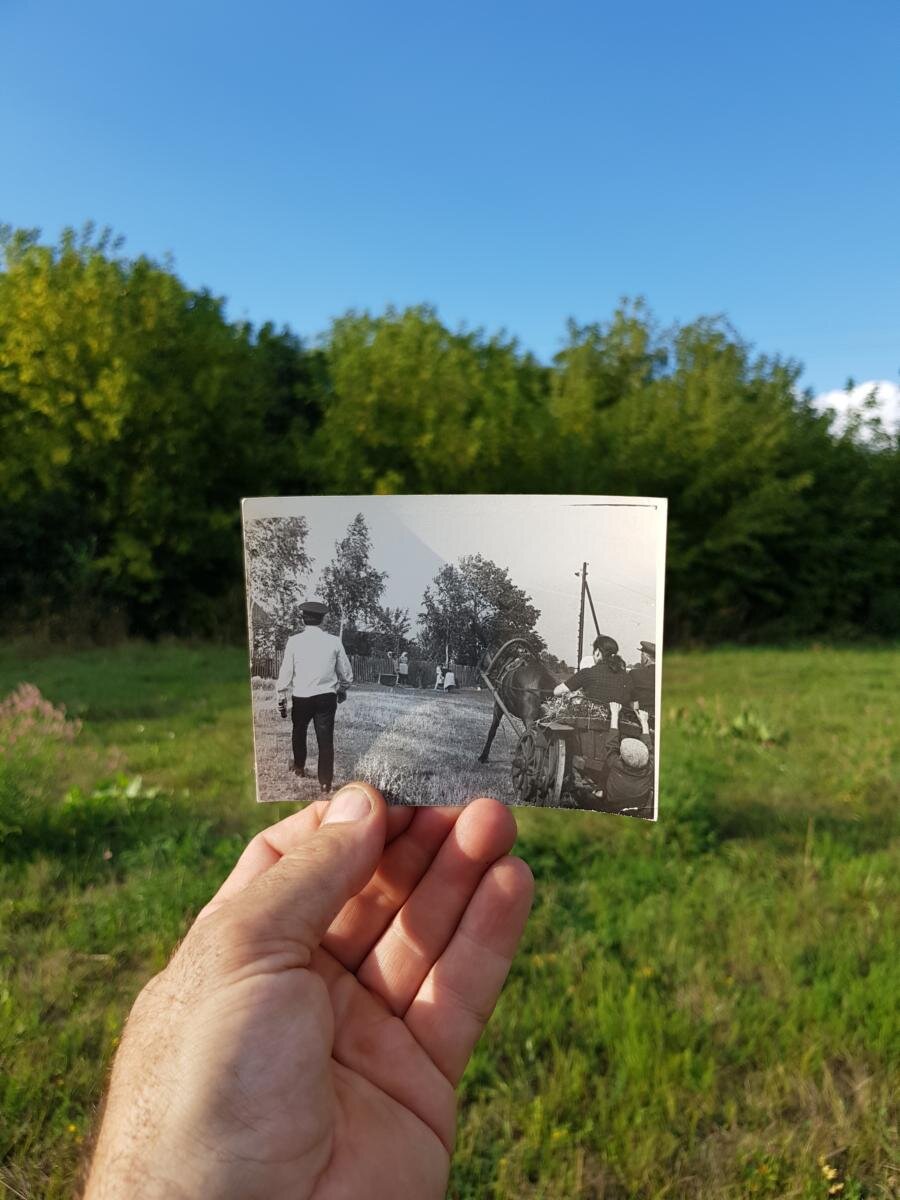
[576, 562, 587, 667]
[584, 576, 601, 640]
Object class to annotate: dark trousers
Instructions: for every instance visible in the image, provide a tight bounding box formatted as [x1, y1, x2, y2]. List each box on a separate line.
[291, 693, 338, 786]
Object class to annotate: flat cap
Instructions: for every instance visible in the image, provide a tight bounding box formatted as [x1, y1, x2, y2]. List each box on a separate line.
[639, 640, 656, 655]
[301, 600, 328, 616]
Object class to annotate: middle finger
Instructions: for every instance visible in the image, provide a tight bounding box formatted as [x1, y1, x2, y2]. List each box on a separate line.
[355, 797, 518, 1015]
[322, 804, 464, 969]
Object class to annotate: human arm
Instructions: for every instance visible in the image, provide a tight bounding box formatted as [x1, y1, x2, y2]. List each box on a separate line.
[555, 667, 588, 698]
[275, 639, 294, 698]
[636, 708, 652, 751]
[84, 787, 533, 1200]
[609, 699, 621, 730]
[336, 643, 353, 688]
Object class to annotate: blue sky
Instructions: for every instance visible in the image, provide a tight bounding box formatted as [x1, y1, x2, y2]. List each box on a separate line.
[4, 0, 898, 397]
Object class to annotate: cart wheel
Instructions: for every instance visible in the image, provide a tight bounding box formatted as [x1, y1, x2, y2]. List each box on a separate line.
[511, 731, 541, 803]
[549, 735, 568, 804]
[533, 732, 567, 806]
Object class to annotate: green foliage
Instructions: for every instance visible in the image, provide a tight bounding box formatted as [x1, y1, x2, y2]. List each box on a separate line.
[1, 226, 897, 643]
[312, 305, 550, 495]
[0, 224, 321, 638]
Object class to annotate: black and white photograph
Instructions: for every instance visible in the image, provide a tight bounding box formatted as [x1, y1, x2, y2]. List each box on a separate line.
[243, 495, 666, 819]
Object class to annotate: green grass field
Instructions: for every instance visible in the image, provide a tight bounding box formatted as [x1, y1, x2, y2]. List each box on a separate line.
[1, 641, 898, 1198]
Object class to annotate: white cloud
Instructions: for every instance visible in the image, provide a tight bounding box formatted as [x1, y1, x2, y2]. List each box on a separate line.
[813, 380, 900, 437]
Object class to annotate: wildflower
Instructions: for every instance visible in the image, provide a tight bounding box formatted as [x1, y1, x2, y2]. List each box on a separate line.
[67, 1123, 77, 1134]
[0, 683, 81, 748]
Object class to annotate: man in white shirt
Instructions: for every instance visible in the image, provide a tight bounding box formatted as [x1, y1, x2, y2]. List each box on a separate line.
[276, 600, 353, 793]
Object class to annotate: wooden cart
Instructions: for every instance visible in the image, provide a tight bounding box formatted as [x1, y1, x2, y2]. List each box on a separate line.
[509, 709, 648, 807]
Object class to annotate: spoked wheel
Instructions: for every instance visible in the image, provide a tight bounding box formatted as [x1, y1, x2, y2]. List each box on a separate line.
[511, 731, 541, 803]
[511, 728, 568, 806]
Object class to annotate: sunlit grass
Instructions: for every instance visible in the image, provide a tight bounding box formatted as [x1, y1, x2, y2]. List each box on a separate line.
[0, 641, 898, 1198]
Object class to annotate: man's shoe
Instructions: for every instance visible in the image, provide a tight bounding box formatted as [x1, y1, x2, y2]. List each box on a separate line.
[291, 766, 306, 777]
[320, 783, 332, 795]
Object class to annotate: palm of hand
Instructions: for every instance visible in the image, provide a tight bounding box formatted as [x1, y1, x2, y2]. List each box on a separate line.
[145, 796, 532, 1200]
[182, 948, 452, 1200]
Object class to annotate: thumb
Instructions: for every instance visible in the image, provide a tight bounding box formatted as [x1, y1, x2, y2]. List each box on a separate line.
[225, 783, 387, 963]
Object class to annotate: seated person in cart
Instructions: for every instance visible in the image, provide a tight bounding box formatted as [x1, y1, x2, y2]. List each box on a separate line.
[553, 634, 629, 706]
[626, 640, 656, 724]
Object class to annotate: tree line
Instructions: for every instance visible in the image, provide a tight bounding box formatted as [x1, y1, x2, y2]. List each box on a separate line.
[1, 224, 897, 643]
[246, 513, 552, 668]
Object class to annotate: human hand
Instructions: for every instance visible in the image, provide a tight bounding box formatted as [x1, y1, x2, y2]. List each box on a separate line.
[278, 697, 288, 719]
[85, 786, 533, 1200]
[609, 700, 622, 719]
[637, 708, 650, 733]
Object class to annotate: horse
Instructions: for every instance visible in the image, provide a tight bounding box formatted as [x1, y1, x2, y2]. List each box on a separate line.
[477, 638, 556, 763]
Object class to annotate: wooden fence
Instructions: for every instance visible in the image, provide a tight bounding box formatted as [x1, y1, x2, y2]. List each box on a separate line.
[251, 651, 480, 689]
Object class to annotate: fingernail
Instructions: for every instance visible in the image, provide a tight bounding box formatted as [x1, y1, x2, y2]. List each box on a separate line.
[322, 786, 372, 825]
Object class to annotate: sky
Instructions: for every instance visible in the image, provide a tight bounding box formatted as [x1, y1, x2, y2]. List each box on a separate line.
[3, 0, 898, 409]
[244, 496, 664, 664]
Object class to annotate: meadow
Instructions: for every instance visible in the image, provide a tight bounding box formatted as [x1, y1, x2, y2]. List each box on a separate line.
[1, 641, 898, 1198]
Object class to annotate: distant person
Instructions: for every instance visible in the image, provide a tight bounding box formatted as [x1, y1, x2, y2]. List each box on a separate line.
[553, 634, 628, 707]
[601, 701, 654, 816]
[434, 664, 444, 690]
[397, 651, 409, 686]
[276, 600, 353, 794]
[443, 664, 457, 692]
[627, 640, 656, 722]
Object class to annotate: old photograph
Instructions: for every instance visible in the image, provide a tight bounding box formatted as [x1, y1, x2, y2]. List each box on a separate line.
[243, 495, 667, 820]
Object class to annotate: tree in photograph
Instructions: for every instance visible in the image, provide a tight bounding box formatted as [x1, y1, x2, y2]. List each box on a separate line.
[319, 513, 387, 636]
[418, 564, 472, 665]
[244, 517, 313, 655]
[368, 606, 413, 657]
[419, 554, 543, 665]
